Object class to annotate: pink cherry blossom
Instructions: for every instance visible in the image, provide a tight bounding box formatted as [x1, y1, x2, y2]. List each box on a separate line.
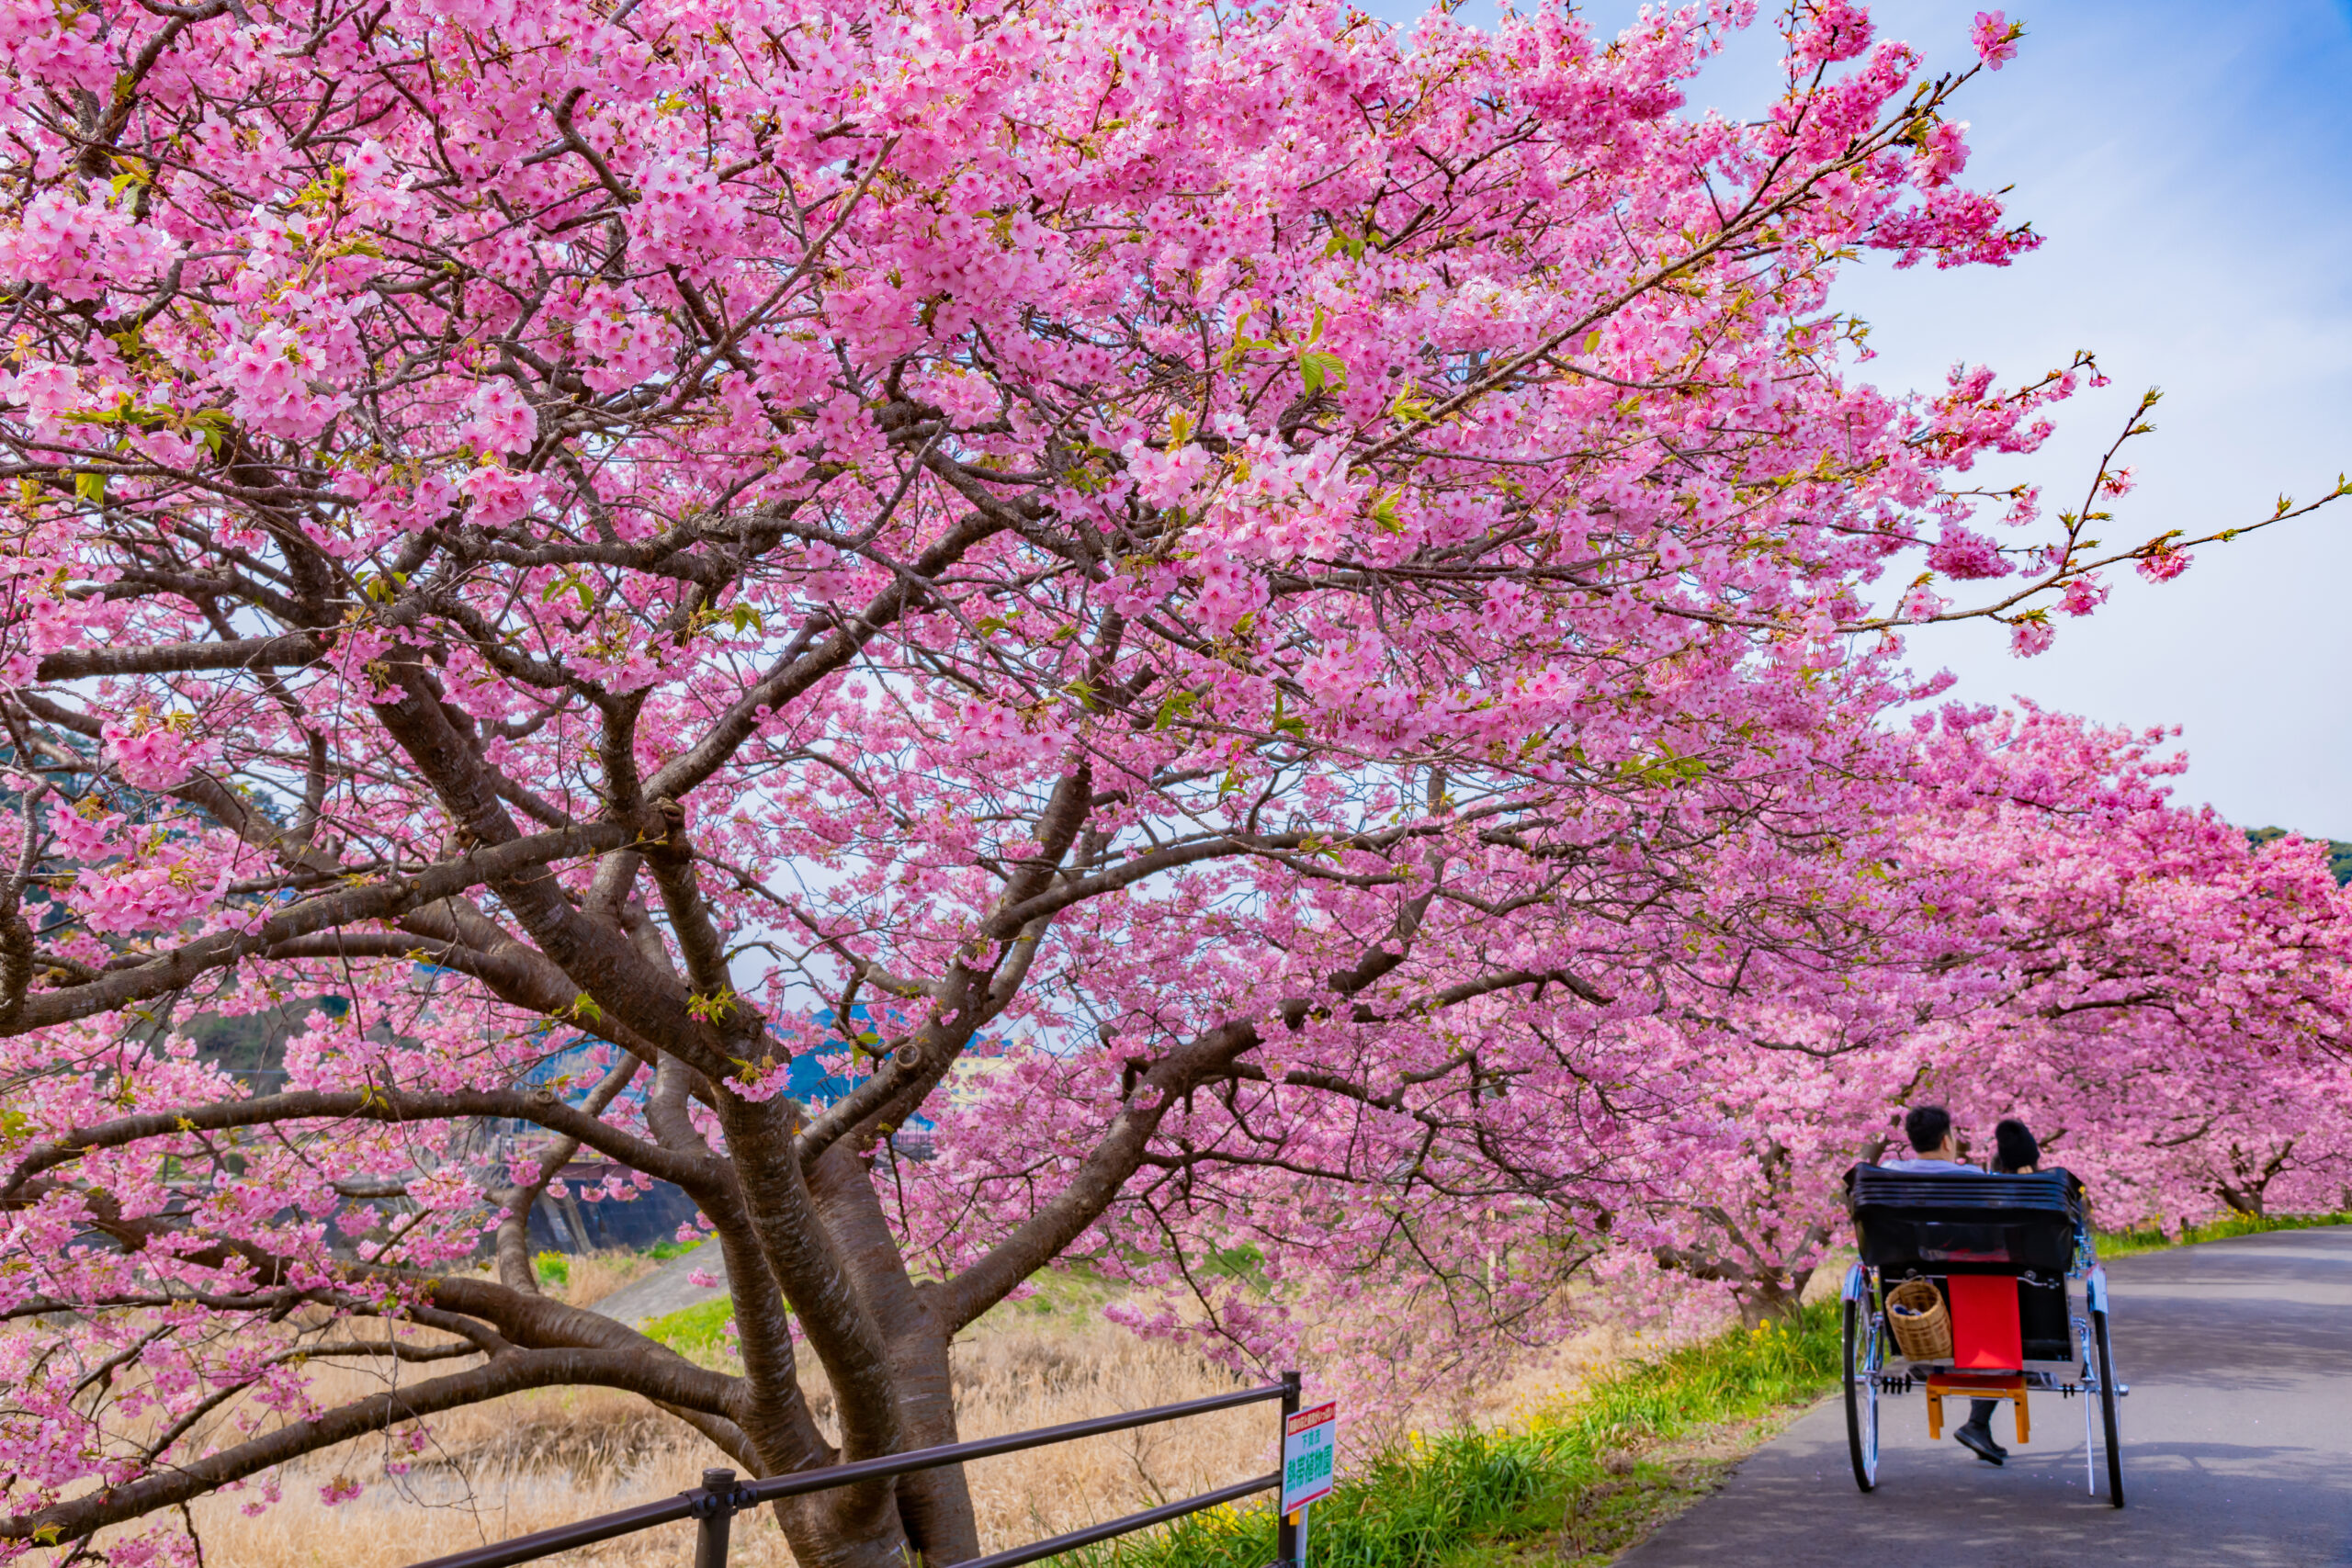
[1972, 10, 2021, 71]
[1899, 583, 1951, 621]
[0, 188, 177, 303]
[1927, 524, 2011, 580]
[457, 379, 537, 457]
[2058, 572, 2110, 616]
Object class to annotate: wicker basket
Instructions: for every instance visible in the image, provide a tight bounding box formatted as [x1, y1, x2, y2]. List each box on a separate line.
[1885, 1278, 1952, 1361]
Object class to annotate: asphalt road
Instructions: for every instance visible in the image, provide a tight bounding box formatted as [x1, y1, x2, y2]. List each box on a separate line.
[1617, 1228, 2352, 1568]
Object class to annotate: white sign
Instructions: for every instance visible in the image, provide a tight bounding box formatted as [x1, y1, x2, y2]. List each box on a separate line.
[1281, 1401, 1338, 1515]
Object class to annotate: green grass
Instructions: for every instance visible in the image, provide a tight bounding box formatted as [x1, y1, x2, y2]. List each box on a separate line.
[1063, 1305, 1846, 1568]
[978, 1262, 1125, 1325]
[2095, 1209, 2351, 1258]
[1054, 1214, 2352, 1568]
[643, 1295, 735, 1356]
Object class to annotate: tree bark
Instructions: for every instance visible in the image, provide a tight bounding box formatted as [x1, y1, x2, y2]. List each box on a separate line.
[808, 1140, 981, 1566]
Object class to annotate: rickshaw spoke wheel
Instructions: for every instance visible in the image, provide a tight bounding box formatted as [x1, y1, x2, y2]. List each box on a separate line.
[2094, 1307, 2125, 1508]
[1843, 1293, 1880, 1492]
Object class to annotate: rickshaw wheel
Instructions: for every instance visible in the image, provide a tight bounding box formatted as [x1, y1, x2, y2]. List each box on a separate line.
[2094, 1308, 2124, 1507]
[1843, 1293, 1880, 1492]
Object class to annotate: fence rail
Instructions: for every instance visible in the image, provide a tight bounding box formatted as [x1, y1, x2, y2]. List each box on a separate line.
[408, 1373, 1303, 1568]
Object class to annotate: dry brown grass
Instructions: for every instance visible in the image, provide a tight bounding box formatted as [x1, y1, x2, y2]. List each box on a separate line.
[951, 1324, 1262, 1551]
[57, 1262, 1615, 1568]
[157, 1328, 1253, 1568]
[63, 1285, 1260, 1568]
[550, 1249, 666, 1310]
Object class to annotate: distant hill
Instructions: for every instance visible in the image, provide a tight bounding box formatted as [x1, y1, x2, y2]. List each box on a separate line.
[2246, 827, 2352, 886]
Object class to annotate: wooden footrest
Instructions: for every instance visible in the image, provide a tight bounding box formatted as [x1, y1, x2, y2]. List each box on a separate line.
[1924, 1372, 2029, 1443]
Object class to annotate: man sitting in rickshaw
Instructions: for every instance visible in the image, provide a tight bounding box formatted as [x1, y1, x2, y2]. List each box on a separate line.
[1882, 1104, 1973, 1174]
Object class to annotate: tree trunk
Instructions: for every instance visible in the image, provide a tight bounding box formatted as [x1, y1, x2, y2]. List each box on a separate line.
[710, 1096, 913, 1568]
[807, 1140, 983, 1565]
[1734, 1273, 1807, 1329]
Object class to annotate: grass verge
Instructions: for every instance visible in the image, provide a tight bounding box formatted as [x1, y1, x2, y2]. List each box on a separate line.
[1069, 1304, 1844, 1568]
[643, 1295, 734, 1356]
[2094, 1209, 2350, 1259]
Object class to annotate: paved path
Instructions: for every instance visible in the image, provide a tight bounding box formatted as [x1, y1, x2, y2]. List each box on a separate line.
[583, 1240, 723, 1327]
[1619, 1229, 2352, 1567]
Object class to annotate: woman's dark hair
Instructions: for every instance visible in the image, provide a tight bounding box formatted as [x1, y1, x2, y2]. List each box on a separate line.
[1993, 1118, 2041, 1174]
[1904, 1104, 1952, 1155]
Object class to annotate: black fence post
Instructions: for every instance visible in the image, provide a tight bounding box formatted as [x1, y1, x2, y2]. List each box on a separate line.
[693, 1468, 737, 1568]
[1274, 1371, 1301, 1568]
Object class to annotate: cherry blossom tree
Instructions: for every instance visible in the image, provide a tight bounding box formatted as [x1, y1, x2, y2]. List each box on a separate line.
[1596, 706, 2352, 1327]
[0, 0, 2338, 1562]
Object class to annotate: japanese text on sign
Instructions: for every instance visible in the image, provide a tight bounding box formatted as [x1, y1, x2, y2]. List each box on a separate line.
[1282, 1402, 1338, 1514]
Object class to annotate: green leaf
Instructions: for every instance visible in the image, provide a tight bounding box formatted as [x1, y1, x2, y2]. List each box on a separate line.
[74, 470, 106, 505]
[1270, 691, 1307, 740]
[1300, 350, 1347, 397]
[539, 570, 594, 614]
[688, 987, 740, 1022]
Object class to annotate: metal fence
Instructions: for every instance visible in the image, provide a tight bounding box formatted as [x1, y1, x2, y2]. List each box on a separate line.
[407, 1373, 1304, 1568]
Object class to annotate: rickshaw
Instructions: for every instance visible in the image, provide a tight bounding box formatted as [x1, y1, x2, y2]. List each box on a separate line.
[1840, 1165, 2126, 1506]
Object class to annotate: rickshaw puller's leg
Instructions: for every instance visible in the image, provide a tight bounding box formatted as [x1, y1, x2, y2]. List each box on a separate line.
[1955, 1421, 2007, 1465]
[1956, 1402, 2008, 1465]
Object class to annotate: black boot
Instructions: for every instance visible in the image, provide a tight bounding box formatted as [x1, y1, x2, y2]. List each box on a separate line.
[1955, 1418, 2007, 1465]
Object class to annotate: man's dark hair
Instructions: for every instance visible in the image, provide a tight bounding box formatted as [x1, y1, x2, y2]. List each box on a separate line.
[1993, 1118, 2041, 1174]
[1904, 1104, 1953, 1155]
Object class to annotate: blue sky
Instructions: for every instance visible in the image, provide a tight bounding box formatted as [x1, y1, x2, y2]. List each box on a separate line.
[1359, 0, 2352, 833]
